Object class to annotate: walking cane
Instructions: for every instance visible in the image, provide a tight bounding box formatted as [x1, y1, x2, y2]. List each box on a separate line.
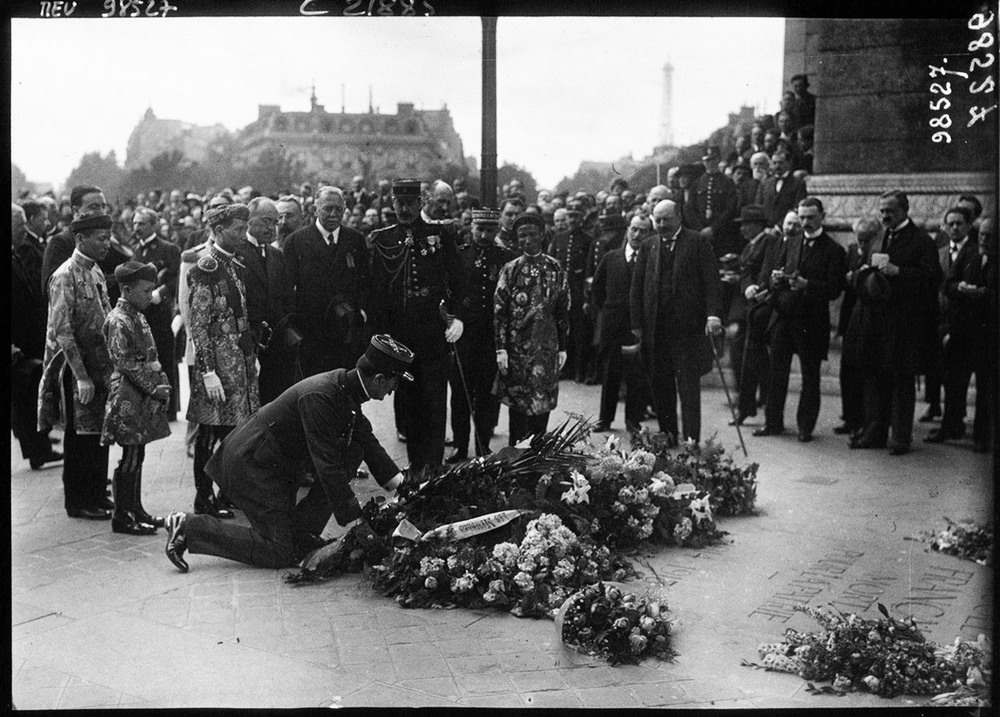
[441, 301, 485, 458]
[710, 331, 748, 458]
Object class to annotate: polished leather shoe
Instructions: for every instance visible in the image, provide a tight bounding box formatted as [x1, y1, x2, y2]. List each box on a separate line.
[918, 406, 941, 422]
[797, 431, 813, 443]
[164, 511, 189, 572]
[889, 443, 911, 456]
[29, 450, 64, 470]
[112, 512, 158, 536]
[591, 421, 612, 432]
[67, 506, 112, 520]
[752, 427, 784, 437]
[832, 423, 856, 435]
[194, 494, 234, 520]
[445, 449, 468, 464]
[98, 496, 115, 511]
[134, 509, 165, 529]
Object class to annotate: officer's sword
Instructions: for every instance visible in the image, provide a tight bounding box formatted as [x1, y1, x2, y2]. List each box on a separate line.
[440, 301, 485, 458]
[710, 332, 748, 458]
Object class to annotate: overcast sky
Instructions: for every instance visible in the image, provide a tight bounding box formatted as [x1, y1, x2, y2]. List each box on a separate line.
[11, 16, 785, 190]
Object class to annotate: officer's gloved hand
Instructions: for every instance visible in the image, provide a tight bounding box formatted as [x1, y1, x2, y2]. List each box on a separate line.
[496, 349, 508, 374]
[202, 371, 226, 401]
[445, 318, 464, 343]
[77, 378, 96, 405]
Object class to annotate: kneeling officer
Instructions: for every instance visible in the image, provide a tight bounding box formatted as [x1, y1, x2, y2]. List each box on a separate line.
[164, 334, 412, 571]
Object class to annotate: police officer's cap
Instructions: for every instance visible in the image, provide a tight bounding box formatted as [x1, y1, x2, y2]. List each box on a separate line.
[71, 214, 113, 233]
[471, 209, 501, 225]
[391, 179, 422, 199]
[114, 260, 157, 286]
[365, 334, 415, 381]
[512, 212, 546, 233]
[205, 203, 250, 228]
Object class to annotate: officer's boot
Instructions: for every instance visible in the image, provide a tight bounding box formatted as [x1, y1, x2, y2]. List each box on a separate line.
[133, 464, 164, 528]
[192, 430, 233, 520]
[111, 466, 156, 536]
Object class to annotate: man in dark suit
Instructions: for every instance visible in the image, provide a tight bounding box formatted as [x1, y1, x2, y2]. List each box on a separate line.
[163, 335, 411, 572]
[12, 203, 63, 469]
[630, 200, 723, 444]
[848, 190, 941, 455]
[41, 185, 109, 295]
[237, 197, 296, 404]
[284, 186, 372, 378]
[925, 206, 983, 445]
[592, 214, 651, 433]
[756, 151, 808, 229]
[131, 208, 181, 420]
[751, 199, 846, 441]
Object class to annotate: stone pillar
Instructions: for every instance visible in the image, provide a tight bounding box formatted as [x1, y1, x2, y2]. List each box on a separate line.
[786, 17, 997, 229]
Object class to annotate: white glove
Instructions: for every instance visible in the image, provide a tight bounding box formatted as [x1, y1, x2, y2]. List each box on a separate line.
[496, 349, 508, 374]
[705, 317, 723, 336]
[744, 284, 759, 300]
[445, 318, 464, 343]
[77, 378, 96, 405]
[171, 313, 183, 335]
[557, 351, 568, 370]
[202, 370, 226, 402]
[150, 288, 163, 305]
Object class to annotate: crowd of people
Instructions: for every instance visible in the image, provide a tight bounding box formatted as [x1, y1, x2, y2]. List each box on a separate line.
[10, 73, 995, 572]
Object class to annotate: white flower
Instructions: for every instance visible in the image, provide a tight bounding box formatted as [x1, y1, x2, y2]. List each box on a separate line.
[603, 434, 621, 452]
[688, 495, 712, 524]
[514, 434, 535, 449]
[561, 470, 591, 505]
[513, 571, 534, 591]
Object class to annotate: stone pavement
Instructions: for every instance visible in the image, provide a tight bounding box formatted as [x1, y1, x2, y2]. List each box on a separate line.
[10, 373, 994, 709]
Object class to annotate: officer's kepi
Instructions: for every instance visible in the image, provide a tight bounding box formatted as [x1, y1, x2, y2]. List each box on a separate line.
[365, 334, 415, 381]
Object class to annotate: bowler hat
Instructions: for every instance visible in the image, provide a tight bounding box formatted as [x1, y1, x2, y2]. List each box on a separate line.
[364, 334, 414, 381]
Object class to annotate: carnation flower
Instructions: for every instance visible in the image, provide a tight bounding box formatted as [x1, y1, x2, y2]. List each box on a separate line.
[424, 576, 438, 589]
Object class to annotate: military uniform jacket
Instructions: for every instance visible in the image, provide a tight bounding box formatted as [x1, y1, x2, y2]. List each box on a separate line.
[456, 241, 516, 348]
[691, 171, 739, 236]
[205, 368, 399, 526]
[369, 217, 466, 360]
[185, 245, 260, 426]
[132, 235, 181, 338]
[37, 250, 113, 434]
[101, 298, 171, 446]
[494, 253, 570, 415]
[547, 229, 590, 308]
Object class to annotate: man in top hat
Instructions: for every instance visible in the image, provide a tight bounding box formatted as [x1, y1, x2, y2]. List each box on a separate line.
[369, 179, 466, 471]
[38, 213, 116, 520]
[164, 334, 411, 571]
[185, 203, 260, 517]
[285, 186, 372, 379]
[447, 208, 516, 462]
[691, 146, 740, 258]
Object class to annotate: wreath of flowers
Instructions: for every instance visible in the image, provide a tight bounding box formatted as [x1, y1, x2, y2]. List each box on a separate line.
[912, 517, 993, 566]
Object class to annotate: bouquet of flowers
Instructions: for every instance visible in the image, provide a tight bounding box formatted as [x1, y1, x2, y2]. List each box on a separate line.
[915, 517, 993, 565]
[748, 603, 992, 703]
[556, 581, 676, 666]
[632, 430, 759, 517]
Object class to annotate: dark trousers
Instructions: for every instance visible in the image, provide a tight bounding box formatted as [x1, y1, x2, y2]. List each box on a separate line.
[941, 345, 985, 437]
[194, 424, 234, 499]
[61, 371, 109, 512]
[258, 349, 299, 405]
[735, 329, 770, 417]
[566, 305, 591, 379]
[598, 345, 645, 426]
[151, 325, 179, 416]
[449, 340, 498, 456]
[972, 357, 995, 447]
[924, 365, 943, 408]
[649, 328, 703, 442]
[398, 352, 449, 471]
[11, 358, 49, 460]
[509, 410, 550, 446]
[765, 321, 823, 435]
[839, 362, 866, 431]
[112, 445, 145, 517]
[185, 477, 332, 570]
[861, 369, 916, 447]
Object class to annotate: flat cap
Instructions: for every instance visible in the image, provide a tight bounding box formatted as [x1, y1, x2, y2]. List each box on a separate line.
[71, 214, 114, 233]
[365, 334, 415, 381]
[512, 212, 546, 232]
[205, 203, 250, 228]
[391, 178, 422, 198]
[471, 208, 501, 225]
[114, 260, 157, 285]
